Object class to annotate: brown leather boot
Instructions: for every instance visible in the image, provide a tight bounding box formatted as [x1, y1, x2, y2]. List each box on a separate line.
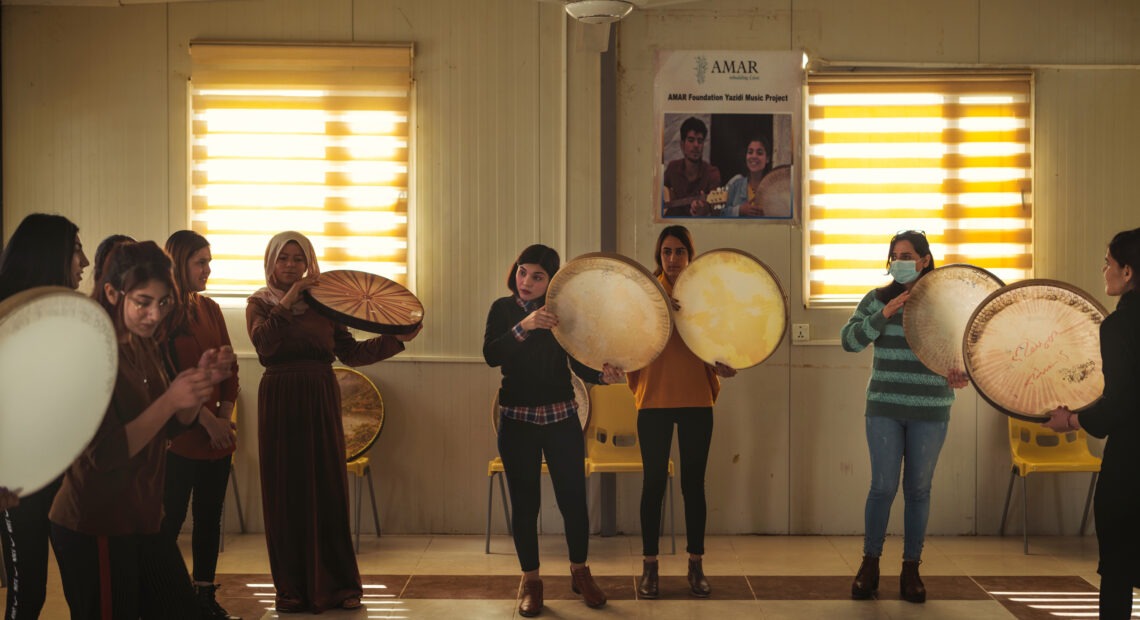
[900, 560, 926, 603]
[519, 579, 543, 617]
[850, 555, 879, 599]
[638, 560, 659, 599]
[687, 559, 711, 598]
[570, 565, 607, 608]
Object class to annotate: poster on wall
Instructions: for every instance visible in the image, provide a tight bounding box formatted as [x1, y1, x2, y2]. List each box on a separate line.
[654, 50, 802, 222]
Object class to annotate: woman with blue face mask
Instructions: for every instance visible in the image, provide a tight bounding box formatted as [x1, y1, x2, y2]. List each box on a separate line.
[839, 230, 969, 604]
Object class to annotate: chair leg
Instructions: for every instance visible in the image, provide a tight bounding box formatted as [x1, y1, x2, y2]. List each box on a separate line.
[354, 471, 363, 553]
[999, 468, 1016, 536]
[669, 473, 676, 555]
[1079, 472, 1098, 536]
[365, 464, 381, 538]
[498, 473, 513, 535]
[1021, 476, 1029, 555]
[485, 474, 495, 554]
[229, 463, 246, 533]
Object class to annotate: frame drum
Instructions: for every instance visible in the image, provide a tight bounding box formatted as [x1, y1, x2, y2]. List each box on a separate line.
[756, 164, 792, 218]
[304, 270, 424, 335]
[963, 280, 1107, 421]
[491, 373, 591, 435]
[335, 366, 385, 462]
[0, 287, 117, 496]
[672, 249, 788, 369]
[903, 264, 1004, 378]
[546, 253, 672, 372]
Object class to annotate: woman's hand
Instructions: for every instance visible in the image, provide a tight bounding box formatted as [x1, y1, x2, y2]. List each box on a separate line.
[601, 363, 626, 385]
[1044, 406, 1079, 432]
[167, 368, 214, 411]
[946, 368, 969, 389]
[739, 202, 764, 217]
[689, 195, 711, 216]
[714, 362, 737, 378]
[199, 409, 237, 450]
[520, 307, 558, 332]
[668, 296, 682, 312]
[395, 323, 423, 342]
[881, 291, 910, 318]
[281, 274, 320, 310]
[198, 346, 235, 385]
[0, 487, 21, 511]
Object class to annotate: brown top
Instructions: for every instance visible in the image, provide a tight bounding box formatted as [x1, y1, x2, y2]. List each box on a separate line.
[168, 293, 239, 460]
[246, 297, 405, 369]
[626, 273, 720, 410]
[49, 338, 189, 536]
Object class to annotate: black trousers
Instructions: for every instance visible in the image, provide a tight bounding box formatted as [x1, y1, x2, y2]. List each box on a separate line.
[161, 452, 232, 583]
[638, 407, 714, 557]
[1098, 572, 1137, 620]
[50, 524, 200, 619]
[497, 415, 589, 572]
[2, 477, 60, 620]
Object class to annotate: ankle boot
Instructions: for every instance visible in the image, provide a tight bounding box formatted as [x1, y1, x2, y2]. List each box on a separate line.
[519, 579, 543, 617]
[687, 559, 711, 598]
[900, 560, 926, 603]
[570, 565, 607, 608]
[194, 583, 242, 619]
[638, 560, 659, 599]
[850, 555, 879, 600]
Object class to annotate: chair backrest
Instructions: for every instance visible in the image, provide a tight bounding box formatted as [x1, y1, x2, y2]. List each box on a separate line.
[585, 384, 641, 464]
[1007, 416, 1097, 463]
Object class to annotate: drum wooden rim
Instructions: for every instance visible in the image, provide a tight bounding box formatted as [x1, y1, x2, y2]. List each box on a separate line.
[335, 366, 385, 462]
[903, 264, 1005, 378]
[963, 279, 1107, 422]
[672, 248, 788, 369]
[304, 269, 424, 335]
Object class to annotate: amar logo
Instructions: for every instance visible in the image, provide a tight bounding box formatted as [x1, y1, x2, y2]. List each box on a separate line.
[694, 56, 708, 84]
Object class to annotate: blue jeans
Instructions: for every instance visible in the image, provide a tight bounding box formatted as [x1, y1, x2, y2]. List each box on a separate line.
[863, 416, 948, 561]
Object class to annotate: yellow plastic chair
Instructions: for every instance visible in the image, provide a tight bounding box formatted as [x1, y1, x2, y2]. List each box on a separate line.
[584, 384, 675, 555]
[219, 398, 245, 553]
[999, 416, 1101, 554]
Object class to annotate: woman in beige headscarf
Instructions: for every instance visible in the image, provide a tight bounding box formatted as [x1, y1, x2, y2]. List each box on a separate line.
[247, 231, 421, 613]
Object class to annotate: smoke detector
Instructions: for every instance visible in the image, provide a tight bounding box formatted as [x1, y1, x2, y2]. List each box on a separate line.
[563, 0, 634, 24]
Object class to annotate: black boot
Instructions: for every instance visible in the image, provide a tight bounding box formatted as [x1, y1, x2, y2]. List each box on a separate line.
[194, 583, 242, 619]
[687, 558, 711, 598]
[638, 560, 659, 599]
[900, 560, 926, 603]
[850, 555, 879, 600]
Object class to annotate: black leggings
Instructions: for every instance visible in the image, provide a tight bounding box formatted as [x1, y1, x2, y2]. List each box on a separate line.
[1098, 572, 1137, 620]
[497, 416, 589, 572]
[161, 452, 232, 582]
[2, 477, 60, 620]
[638, 407, 713, 557]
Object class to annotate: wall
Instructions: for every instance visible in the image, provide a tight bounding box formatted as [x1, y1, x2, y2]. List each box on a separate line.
[3, 0, 1139, 536]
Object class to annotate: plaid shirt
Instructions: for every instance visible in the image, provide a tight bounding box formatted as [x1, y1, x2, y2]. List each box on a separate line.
[501, 295, 577, 425]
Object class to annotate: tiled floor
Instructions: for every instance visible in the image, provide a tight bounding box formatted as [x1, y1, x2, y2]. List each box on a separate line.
[6, 533, 1137, 619]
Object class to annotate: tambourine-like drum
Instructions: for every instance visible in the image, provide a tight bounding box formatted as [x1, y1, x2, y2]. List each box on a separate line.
[672, 249, 788, 369]
[0, 287, 117, 496]
[546, 253, 672, 372]
[335, 367, 385, 462]
[492, 373, 591, 434]
[904, 264, 1005, 378]
[756, 165, 792, 218]
[304, 270, 423, 335]
[964, 280, 1107, 421]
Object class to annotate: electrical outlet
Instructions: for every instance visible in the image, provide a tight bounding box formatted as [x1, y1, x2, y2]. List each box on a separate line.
[792, 323, 810, 342]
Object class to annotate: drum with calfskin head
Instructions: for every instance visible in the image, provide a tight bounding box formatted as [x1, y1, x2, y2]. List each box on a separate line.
[546, 253, 672, 372]
[963, 279, 1107, 421]
[0, 287, 117, 496]
[672, 249, 788, 369]
[335, 366, 384, 462]
[304, 269, 423, 335]
[756, 164, 792, 218]
[904, 264, 1005, 378]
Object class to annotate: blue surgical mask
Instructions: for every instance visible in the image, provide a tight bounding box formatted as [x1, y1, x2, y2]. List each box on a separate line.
[889, 260, 920, 284]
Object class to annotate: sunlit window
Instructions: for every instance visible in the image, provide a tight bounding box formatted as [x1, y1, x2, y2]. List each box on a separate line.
[189, 43, 414, 297]
[804, 73, 1033, 306]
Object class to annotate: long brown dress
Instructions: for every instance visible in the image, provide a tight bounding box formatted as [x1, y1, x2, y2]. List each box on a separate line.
[247, 298, 404, 612]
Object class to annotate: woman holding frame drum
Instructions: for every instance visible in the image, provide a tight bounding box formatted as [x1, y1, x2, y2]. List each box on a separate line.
[627, 225, 737, 600]
[1045, 227, 1140, 620]
[246, 231, 419, 613]
[483, 243, 622, 617]
[840, 230, 969, 604]
[0, 213, 89, 620]
[161, 230, 240, 619]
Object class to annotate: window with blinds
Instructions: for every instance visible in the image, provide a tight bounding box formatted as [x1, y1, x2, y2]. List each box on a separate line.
[189, 43, 413, 297]
[804, 72, 1032, 306]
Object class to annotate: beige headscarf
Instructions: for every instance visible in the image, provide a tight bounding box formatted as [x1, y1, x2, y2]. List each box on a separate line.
[249, 231, 321, 315]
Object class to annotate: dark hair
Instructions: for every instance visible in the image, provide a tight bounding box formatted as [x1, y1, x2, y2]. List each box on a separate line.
[744, 134, 773, 176]
[1108, 227, 1140, 289]
[652, 225, 696, 277]
[507, 244, 560, 295]
[679, 117, 708, 140]
[93, 234, 136, 285]
[875, 230, 935, 303]
[165, 230, 211, 336]
[97, 241, 179, 339]
[0, 213, 80, 302]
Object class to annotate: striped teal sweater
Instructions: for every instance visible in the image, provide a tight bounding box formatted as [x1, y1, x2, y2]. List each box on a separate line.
[840, 290, 954, 422]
